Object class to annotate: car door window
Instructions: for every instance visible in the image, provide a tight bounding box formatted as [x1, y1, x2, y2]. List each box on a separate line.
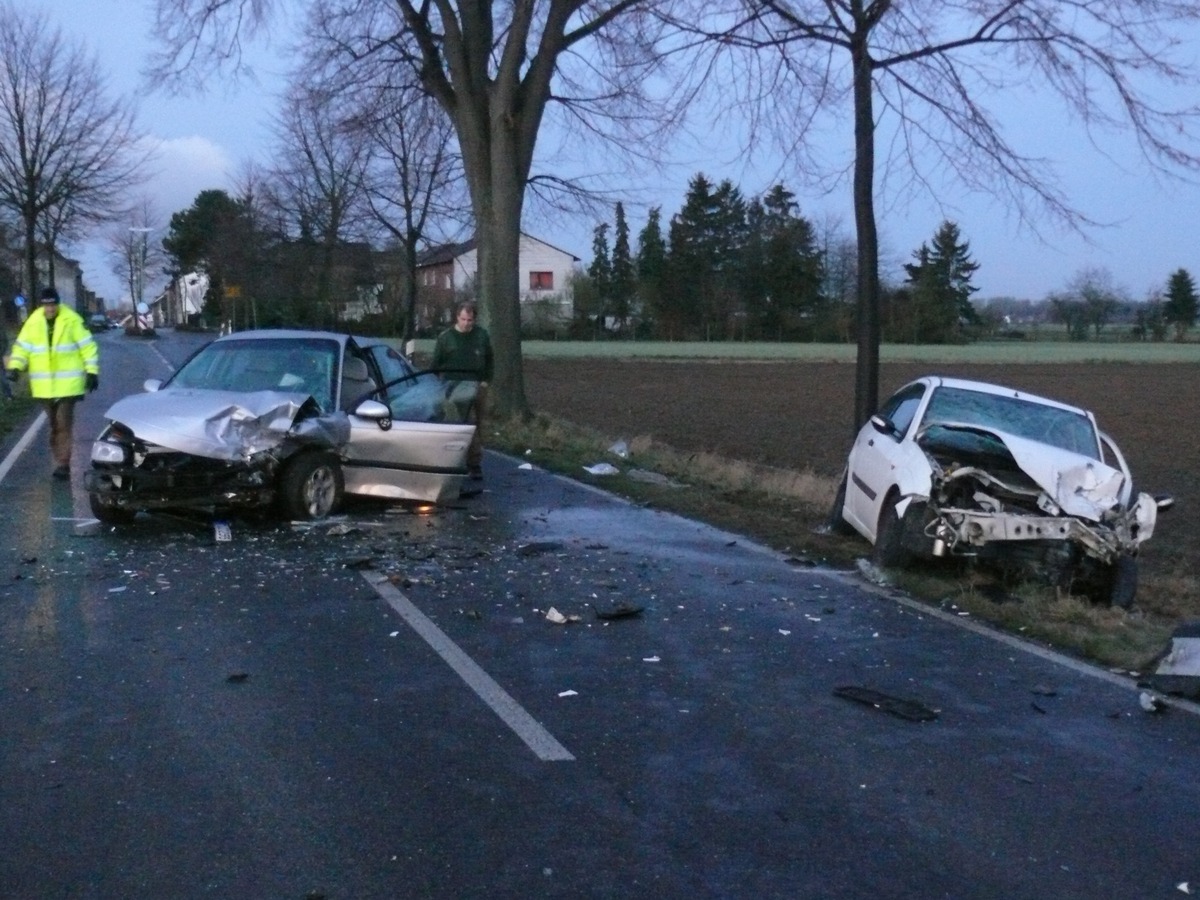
[382, 371, 475, 424]
[877, 384, 925, 439]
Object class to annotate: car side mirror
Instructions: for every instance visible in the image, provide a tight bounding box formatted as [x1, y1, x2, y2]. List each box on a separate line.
[869, 414, 893, 436]
[353, 399, 391, 420]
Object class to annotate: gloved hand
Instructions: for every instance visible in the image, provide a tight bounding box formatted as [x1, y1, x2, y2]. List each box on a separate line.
[85, 373, 99, 393]
[5, 369, 18, 383]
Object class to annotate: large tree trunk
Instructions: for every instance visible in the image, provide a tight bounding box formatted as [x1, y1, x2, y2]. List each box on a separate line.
[472, 156, 529, 419]
[851, 32, 881, 431]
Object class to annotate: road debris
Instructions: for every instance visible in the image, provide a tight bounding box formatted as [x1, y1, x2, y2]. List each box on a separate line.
[1139, 690, 1166, 713]
[833, 685, 939, 722]
[583, 462, 620, 476]
[855, 558, 892, 586]
[592, 602, 643, 620]
[545, 607, 582, 624]
[607, 440, 629, 458]
[1143, 621, 1200, 700]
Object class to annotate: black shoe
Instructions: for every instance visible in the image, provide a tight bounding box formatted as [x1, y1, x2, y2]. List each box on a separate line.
[52, 466, 70, 480]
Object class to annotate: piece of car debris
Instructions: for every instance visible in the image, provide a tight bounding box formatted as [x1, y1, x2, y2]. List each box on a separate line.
[213, 521, 232, 542]
[226, 672, 250, 684]
[833, 685, 939, 722]
[1139, 690, 1166, 713]
[518, 541, 563, 556]
[593, 603, 644, 620]
[545, 607, 582, 624]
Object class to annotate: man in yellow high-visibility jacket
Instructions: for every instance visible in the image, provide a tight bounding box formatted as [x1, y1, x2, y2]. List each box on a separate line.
[6, 287, 100, 479]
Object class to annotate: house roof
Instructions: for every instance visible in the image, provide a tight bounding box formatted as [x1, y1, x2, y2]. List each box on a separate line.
[416, 232, 580, 268]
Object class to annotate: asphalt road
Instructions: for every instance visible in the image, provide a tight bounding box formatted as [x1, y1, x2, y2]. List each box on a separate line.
[0, 329, 1197, 899]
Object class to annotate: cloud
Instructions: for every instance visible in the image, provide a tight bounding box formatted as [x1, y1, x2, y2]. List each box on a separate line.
[144, 134, 239, 215]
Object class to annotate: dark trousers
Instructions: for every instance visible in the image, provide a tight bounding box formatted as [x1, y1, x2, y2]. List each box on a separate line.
[43, 396, 79, 469]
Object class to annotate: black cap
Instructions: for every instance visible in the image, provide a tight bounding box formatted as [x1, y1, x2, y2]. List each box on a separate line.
[39, 287, 59, 303]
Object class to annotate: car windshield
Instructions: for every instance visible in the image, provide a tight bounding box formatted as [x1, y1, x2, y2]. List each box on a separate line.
[921, 386, 1100, 459]
[167, 337, 340, 412]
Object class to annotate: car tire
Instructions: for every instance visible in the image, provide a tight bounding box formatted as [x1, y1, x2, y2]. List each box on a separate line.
[873, 493, 917, 569]
[88, 491, 136, 525]
[278, 451, 344, 520]
[827, 472, 856, 536]
[1104, 556, 1139, 609]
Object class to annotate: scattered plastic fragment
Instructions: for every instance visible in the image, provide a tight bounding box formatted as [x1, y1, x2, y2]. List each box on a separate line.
[608, 440, 629, 458]
[833, 685, 939, 722]
[1178, 882, 1191, 894]
[1139, 690, 1166, 713]
[545, 607, 582, 624]
[778, 629, 791, 636]
[583, 462, 620, 476]
[518, 462, 533, 470]
[558, 690, 578, 697]
[107, 586, 127, 594]
[855, 558, 892, 586]
[214, 521, 232, 542]
[642, 656, 660, 663]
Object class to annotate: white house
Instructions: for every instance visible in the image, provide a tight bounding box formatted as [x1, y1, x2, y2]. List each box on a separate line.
[415, 232, 579, 331]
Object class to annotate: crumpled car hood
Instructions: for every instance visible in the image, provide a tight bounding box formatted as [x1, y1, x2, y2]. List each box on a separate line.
[919, 423, 1125, 520]
[103, 388, 352, 461]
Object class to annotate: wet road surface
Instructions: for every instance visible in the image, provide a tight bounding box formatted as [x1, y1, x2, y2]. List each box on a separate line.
[0, 330, 1197, 899]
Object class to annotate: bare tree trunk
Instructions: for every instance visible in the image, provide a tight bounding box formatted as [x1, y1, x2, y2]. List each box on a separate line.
[851, 31, 880, 431]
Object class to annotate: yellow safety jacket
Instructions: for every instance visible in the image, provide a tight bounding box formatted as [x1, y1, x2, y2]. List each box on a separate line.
[9, 306, 99, 399]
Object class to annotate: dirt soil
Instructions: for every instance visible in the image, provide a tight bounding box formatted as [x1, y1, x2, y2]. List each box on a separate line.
[525, 359, 1198, 567]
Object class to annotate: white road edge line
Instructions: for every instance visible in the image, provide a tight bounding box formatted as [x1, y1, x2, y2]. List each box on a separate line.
[0, 411, 45, 483]
[361, 570, 575, 762]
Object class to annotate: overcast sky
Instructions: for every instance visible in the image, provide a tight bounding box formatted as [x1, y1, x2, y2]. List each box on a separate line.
[47, 0, 1200, 309]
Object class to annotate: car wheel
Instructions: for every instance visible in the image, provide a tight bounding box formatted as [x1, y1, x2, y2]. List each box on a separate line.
[88, 491, 136, 525]
[278, 452, 344, 520]
[874, 494, 917, 569]
[827, 472, 856, 536]
[1103, 556, 1139, 609]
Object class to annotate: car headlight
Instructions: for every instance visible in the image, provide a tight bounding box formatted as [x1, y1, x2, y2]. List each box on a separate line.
[91, 440, 130, 465]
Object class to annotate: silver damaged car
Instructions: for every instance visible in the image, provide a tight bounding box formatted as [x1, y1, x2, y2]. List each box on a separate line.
[830, 376, 1172, 608]
[85, 330, 477, 523]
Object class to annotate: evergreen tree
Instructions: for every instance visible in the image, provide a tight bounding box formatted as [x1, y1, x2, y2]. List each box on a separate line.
[1164, 268, 1198, 341]
[757, 184, 823, 339]
[636, 207, 666, 337]
[587, 222, 612, 335]
[610, 202, 635, 334]
[666, 173, 747, 339]
[901, 220, 979, 343]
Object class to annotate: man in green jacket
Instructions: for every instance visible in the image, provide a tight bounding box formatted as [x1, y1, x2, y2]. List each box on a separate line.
[6, 287, 100, 479]
[431, 300, 493, 480]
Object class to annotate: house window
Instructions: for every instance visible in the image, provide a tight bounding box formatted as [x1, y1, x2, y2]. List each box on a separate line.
[529, 271, 554, 290]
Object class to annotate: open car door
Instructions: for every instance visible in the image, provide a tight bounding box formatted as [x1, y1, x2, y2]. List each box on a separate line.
[341, 366, 476, 504]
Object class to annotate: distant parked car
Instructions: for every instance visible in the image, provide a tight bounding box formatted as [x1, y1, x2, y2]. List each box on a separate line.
[830, 375, 1172, 608]
[84, 330, 476, 523]
[88, 313, 111, 332]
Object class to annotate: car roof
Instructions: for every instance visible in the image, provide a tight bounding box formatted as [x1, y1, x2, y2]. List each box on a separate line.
[908, 375, 1093, 418]
[211, 329, 353, 348]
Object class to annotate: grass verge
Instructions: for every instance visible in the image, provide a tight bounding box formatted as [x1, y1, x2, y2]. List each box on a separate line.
[489, 411, 1180, 675]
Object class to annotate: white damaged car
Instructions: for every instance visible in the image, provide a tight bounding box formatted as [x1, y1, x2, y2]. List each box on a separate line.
[85, 330, 477, 523]
[830, 376, 1172, 607]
